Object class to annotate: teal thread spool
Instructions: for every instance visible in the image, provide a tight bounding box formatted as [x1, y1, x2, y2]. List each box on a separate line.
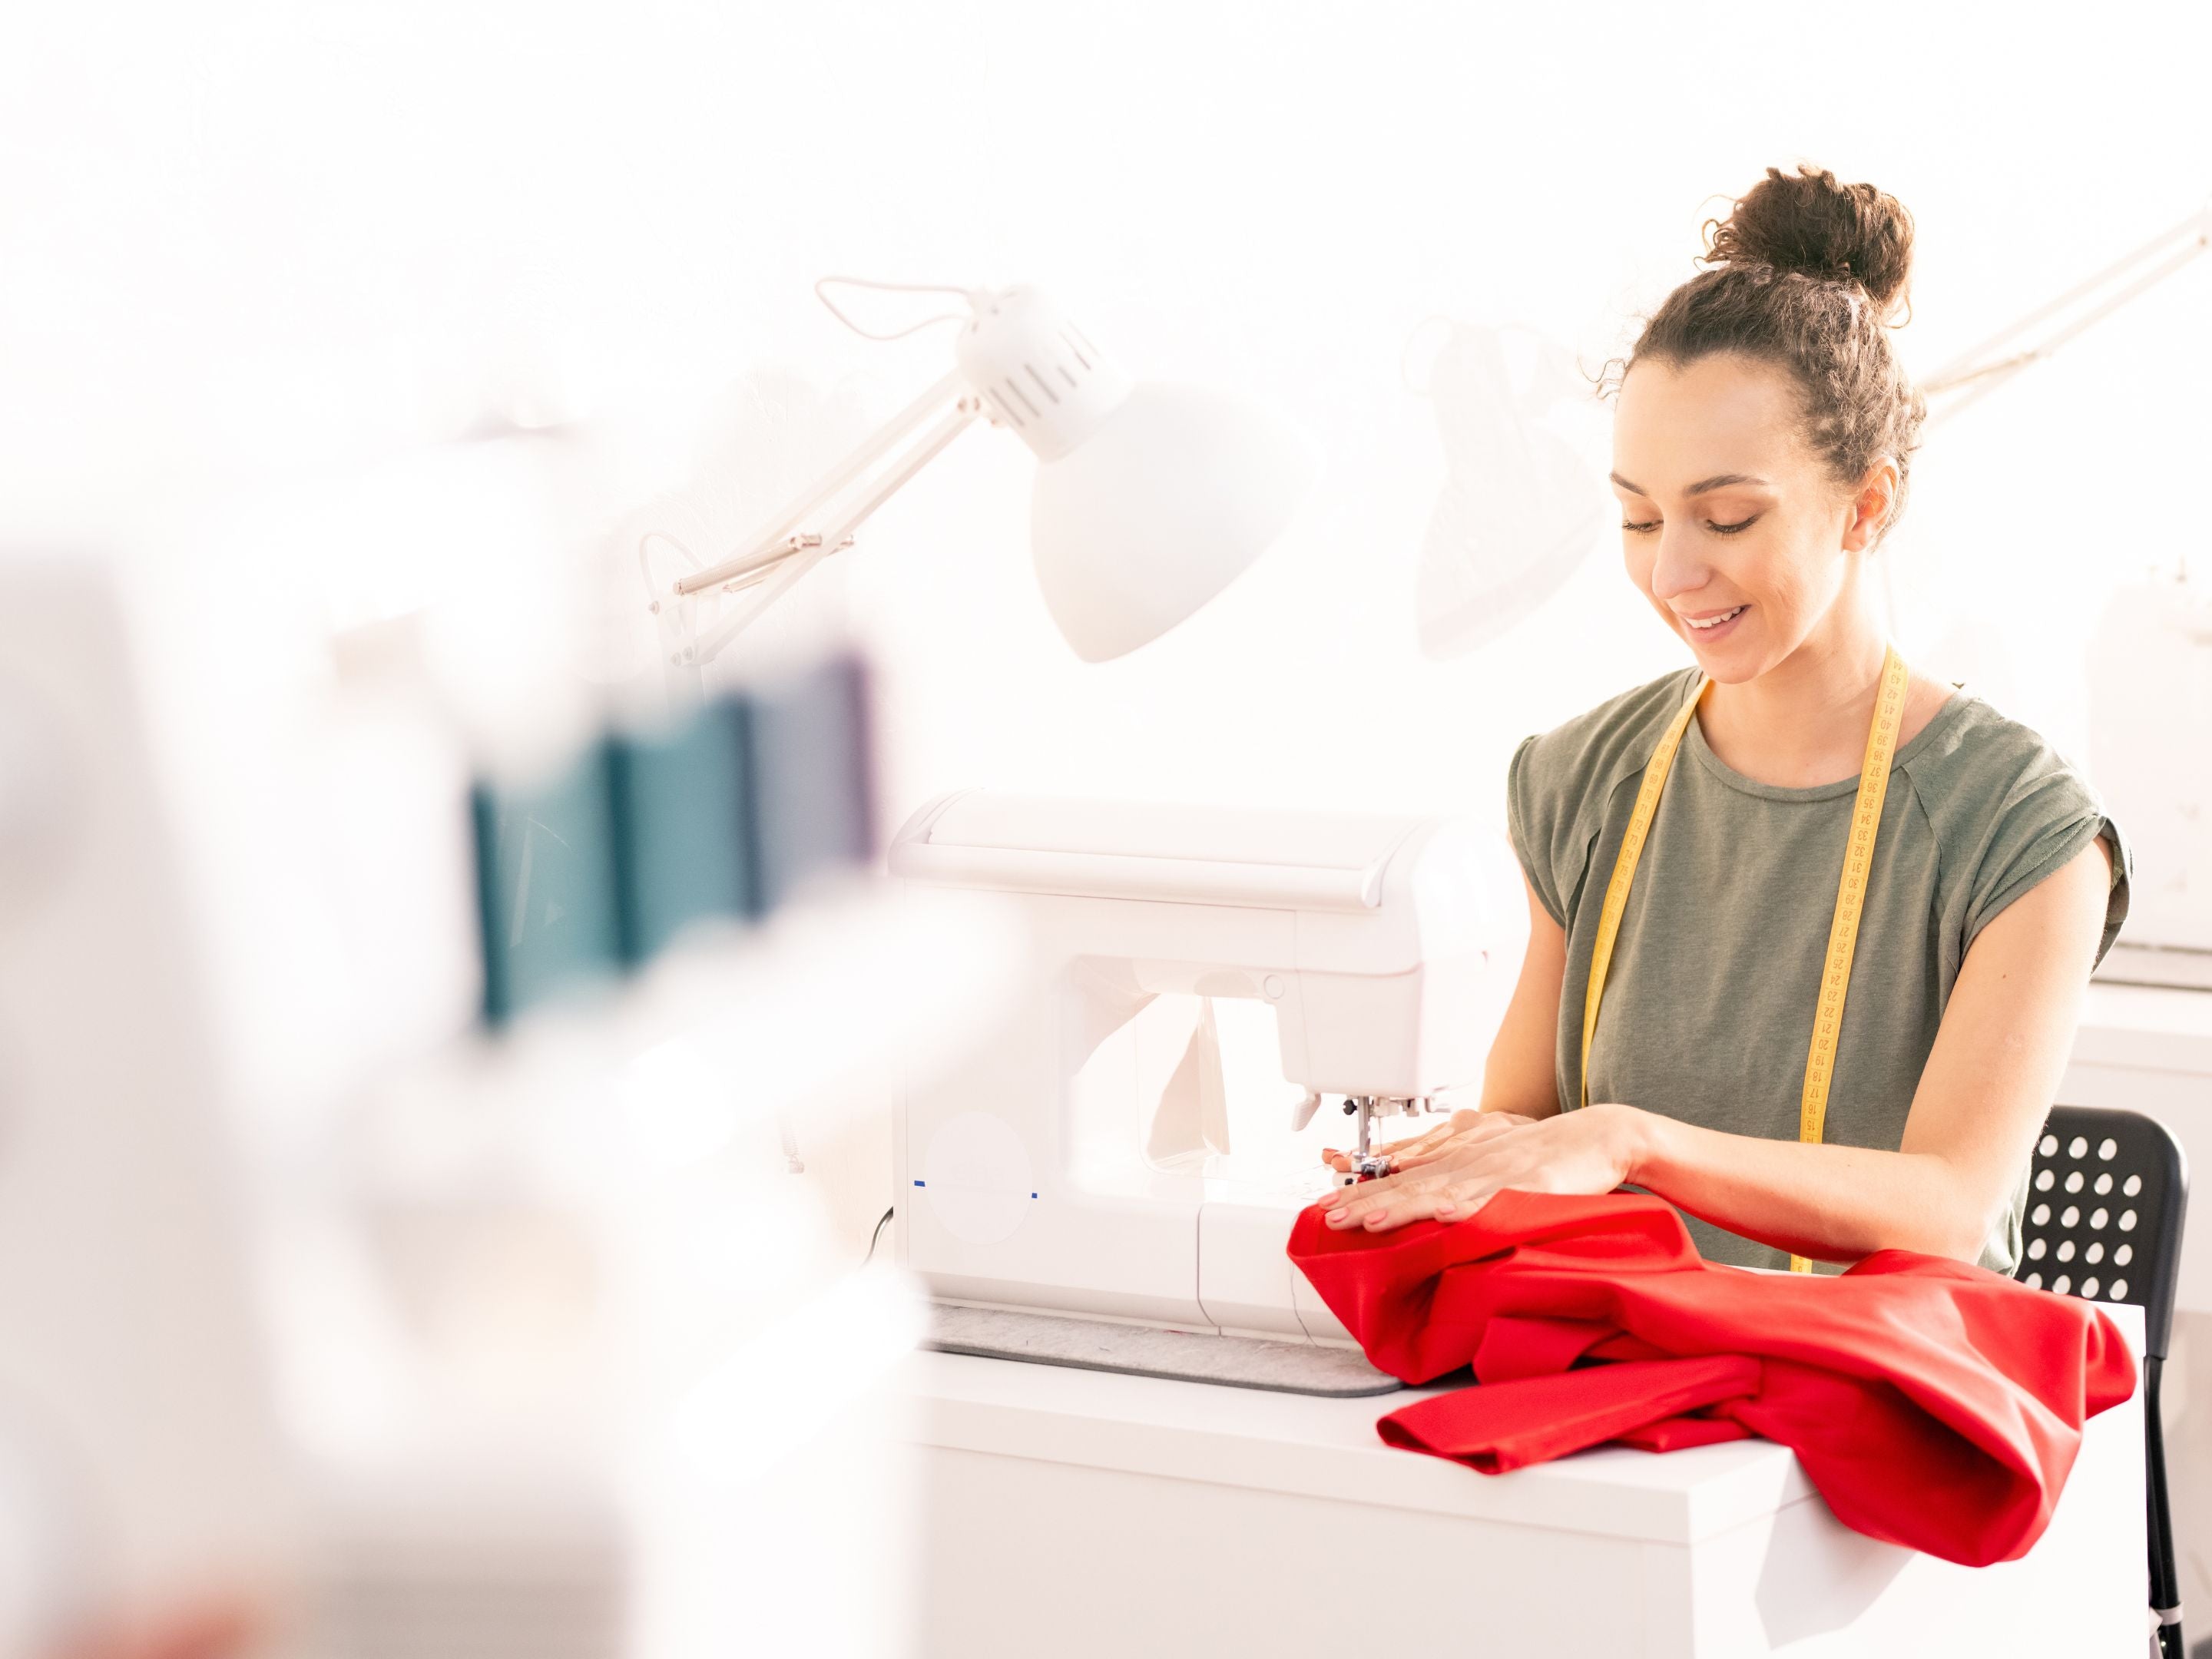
[751, 653, 877, 909]
[468, 651, 878, 1026]
[472, 740, 624, 1027]
[609, 696, 760, 965]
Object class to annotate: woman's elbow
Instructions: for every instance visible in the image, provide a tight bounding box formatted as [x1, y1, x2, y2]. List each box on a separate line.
[1872, 1218, 1985, 1263]
[1923, 1220, 1997, 1265]
[1851, 1159, 1999, 1262]
[1910, 1167, 2009, 1264]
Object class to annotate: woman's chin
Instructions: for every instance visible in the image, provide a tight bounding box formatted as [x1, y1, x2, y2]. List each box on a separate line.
[1681, 608, 1760, 667]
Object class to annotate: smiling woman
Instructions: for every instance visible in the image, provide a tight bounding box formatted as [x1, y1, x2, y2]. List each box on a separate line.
[1321, 165, 2133, 1277]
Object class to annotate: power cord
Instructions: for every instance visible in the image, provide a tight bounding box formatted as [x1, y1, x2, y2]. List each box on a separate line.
[863, 1204, 895, 1265]
[813, 275, 987, 341]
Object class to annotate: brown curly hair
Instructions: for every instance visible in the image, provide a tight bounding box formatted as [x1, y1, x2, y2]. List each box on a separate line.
[1610, 164, 1929, 537]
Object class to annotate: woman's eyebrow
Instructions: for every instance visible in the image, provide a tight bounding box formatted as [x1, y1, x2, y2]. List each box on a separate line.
[1611, 470, 1771, 497]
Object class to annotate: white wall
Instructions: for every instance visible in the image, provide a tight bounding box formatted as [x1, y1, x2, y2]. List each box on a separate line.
[5, 1, 2208, 842]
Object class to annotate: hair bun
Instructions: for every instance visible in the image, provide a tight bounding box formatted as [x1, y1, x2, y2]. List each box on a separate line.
[1707, 164, 1914, 318]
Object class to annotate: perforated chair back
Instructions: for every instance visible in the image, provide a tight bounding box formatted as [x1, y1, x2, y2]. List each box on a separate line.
[2015, 1104, 2187, 1362]
[2017, 1105, 2190, 1656]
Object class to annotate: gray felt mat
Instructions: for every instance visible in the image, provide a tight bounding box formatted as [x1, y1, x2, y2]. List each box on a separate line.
[927, 1303, 1404, 1397]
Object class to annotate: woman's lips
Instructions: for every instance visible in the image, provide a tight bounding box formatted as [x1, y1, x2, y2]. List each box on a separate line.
[1682, 604, 1748, 640]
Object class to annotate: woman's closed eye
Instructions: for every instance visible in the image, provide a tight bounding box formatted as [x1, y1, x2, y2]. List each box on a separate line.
[1618, 515, 1760, 535]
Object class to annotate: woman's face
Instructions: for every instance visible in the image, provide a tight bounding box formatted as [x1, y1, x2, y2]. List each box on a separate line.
[1611, 353, 1887, 682]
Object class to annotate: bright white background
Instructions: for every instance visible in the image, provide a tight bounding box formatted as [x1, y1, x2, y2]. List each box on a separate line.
[4, 0, 2207, 839]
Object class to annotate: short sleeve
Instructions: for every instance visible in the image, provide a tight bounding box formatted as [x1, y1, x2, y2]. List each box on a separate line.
[1502, 669, 1693, 937]
[1962, 767, 2133, 972]
[1507, 732, 1568, 927]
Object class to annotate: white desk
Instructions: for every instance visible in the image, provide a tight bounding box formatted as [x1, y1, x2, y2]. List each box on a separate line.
[902, 1301, 2146, 1658]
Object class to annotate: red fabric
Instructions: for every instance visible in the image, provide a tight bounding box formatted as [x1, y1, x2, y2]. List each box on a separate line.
[1287, 1190, 2136, 1566]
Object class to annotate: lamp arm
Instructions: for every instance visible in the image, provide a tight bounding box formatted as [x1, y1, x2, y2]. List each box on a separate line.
[1924, 207, 2210, 426]
[671, 378, 987, 666]
[672, 364, 975, 598]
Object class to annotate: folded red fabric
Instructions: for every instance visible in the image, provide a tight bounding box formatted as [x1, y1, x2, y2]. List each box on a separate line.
[1287, 1190, 2136, 1566]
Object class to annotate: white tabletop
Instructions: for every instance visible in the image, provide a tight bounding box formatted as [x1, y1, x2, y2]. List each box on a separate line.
[902, 1347, 1816, 1547]
[2078, 979, 2212, 1075]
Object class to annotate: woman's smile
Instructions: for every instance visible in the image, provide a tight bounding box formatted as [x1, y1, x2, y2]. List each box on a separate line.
[1681, 603, 1749, 641]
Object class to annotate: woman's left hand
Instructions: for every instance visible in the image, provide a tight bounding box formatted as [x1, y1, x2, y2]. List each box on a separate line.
[1318, 1102, 1644, 1232]
[1320, 1107, 1529, 1176]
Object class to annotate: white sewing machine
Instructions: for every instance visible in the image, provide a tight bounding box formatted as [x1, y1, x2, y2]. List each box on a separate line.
[888, 790, 1526, 1385]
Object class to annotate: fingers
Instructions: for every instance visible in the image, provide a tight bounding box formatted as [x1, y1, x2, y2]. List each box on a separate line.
[1322, 1178, 1495, 1233]
[1326, 1124, 1445, 1174]
[1323, 1110, 1531, 1180]
[1387, 1111, 1526, 1171]
[1387, 1124, 1460, 1166]
[1380, 1114, 1478, 1165]
[1316, 1166, 1400, 1216]
[1321, 1107, 1517, 1173]
[1318, 1162, 1495, 1232]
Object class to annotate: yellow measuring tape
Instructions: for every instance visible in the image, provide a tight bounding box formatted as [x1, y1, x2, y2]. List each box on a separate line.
[1579, 646, 1911, 1273]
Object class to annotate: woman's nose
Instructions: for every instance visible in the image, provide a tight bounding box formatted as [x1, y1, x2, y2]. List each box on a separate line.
[1648, 531, 1711, 602]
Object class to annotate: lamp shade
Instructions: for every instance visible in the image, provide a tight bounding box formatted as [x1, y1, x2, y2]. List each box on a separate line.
[1412, 322, 1605, 659]
[1028, 380, 1313, 662]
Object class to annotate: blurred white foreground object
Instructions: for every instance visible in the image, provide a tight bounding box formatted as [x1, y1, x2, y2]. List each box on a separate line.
[1410, 320, 1607, 659]
[0, 541, 1024, 1657]
[0, 555, 299, 1641]
[888, 790, 1527, 1391]
[646, 280, 1313, 666]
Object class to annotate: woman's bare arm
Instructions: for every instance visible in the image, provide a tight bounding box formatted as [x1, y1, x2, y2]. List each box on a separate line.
[1478, 873, 1568, 1120]
[1624, 836, 2115, 1260]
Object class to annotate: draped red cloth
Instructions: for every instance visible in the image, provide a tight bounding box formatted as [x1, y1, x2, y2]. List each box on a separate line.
[1286, 1190, 2136, 1566]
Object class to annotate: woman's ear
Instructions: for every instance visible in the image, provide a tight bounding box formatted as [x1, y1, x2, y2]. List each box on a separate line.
[1841, 457, 1899, 552]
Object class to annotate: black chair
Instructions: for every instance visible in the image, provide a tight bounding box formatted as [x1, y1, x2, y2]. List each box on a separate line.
[2016, 1106, 2189, 1658]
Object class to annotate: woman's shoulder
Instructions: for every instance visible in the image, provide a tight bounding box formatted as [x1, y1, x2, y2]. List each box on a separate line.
[1511, 664, 1702, 808]
[1508, 666, 1700, 926]
[1897, 684, 2132, 952]
[1897, 684, 2106, 822]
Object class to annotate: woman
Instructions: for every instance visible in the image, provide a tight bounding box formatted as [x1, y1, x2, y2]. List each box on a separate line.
[1322, 164, 2131, 1274]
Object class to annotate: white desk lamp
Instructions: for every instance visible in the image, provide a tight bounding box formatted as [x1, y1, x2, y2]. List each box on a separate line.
[1909, 204, 2210, 987]
[644, 280, 1314, 667]
[1922, 206, 2209, 422]
[1853, 204, 2210, 641]
[1409, 319, 1606, 660]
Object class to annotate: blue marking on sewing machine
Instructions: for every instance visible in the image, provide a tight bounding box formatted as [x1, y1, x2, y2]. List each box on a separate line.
[911, 1180, 1038, 1197]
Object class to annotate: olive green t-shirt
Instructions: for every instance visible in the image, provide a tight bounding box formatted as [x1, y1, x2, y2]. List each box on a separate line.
[1506, 665, 2134, 1274]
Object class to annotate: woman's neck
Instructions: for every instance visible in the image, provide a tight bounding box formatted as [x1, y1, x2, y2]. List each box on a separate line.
[1697, 598, 1894, 790]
